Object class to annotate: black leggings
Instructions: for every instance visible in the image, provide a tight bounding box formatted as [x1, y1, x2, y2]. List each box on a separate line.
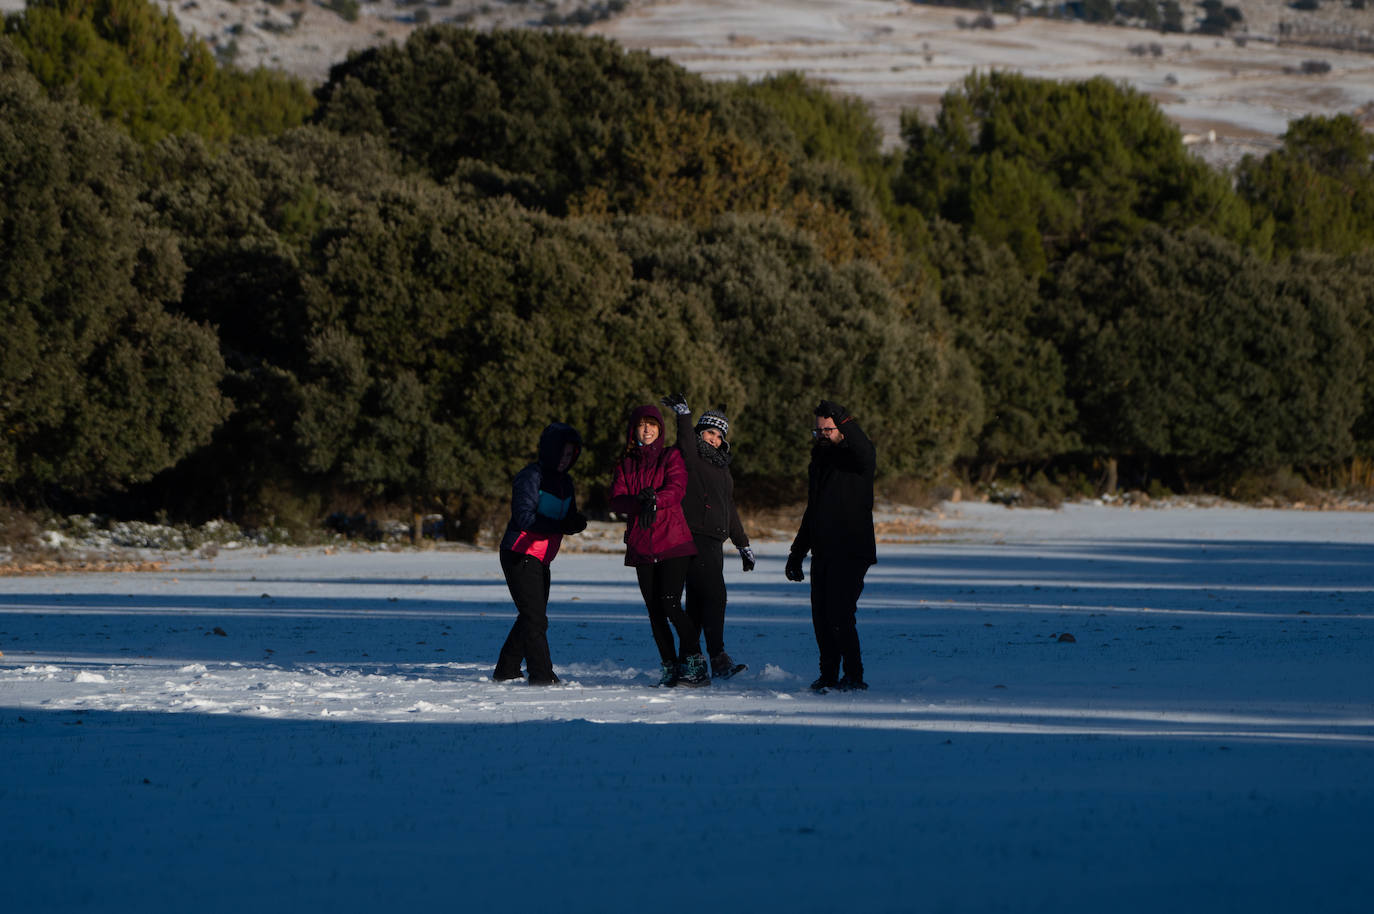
[684, 534, 728, 658]
[635, 555, 698, 665]
[495, 549, 554, 681]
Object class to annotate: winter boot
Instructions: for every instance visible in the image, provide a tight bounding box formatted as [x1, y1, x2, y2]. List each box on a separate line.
[809, 675, 840, 692]
[837, 676, 868, 692]
[657, 662, 679, 687]
[711, 651, 747, 679]
[678, 653, 710, 687]
[492, 668, 525, 682]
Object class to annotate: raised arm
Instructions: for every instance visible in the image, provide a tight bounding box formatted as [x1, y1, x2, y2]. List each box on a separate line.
[837, 416, 876, 478]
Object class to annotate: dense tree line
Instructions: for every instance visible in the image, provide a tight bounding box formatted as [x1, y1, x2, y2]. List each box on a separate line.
[2, 3, 1372, 537]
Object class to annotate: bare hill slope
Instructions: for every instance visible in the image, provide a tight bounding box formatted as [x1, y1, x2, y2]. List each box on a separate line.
[3, 0, 1372, 165]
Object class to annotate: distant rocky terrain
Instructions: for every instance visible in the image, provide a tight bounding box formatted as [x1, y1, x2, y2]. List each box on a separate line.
[2, 0, 1371, 160]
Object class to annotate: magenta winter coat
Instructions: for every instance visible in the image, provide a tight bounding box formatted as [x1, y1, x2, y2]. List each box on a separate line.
[609, 404, 698, 567]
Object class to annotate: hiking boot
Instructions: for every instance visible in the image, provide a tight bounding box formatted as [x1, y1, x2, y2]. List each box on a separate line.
[809, 676, 840, 692]
[657, 662, 679, 687]
[837, 676, 868, 692]
[677, 653, 710, 687]
[711, 651, 746, 679]
[492, 668, 525, 682]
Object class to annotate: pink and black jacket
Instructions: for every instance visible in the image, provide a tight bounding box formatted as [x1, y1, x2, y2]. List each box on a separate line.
[609, 404, 697, 567]
[499, 422, 582, 564]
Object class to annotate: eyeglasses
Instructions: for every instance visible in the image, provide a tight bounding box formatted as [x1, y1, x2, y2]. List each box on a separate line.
[811, 426, 840, 438]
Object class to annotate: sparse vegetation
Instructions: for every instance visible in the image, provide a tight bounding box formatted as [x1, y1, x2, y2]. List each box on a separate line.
[325, 0, 361, 22]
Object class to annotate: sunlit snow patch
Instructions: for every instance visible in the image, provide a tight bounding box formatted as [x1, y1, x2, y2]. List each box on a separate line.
[758, 663, 795, 682]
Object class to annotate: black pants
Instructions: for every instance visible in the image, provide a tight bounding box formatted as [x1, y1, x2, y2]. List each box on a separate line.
[635, 555, 697, 665]
[810, 555, 868, 682]
[495, 549, 555, 682]
[684, 534, 728, 658]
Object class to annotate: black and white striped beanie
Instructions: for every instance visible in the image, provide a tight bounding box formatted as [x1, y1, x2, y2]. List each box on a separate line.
[695, 409, 729, 437]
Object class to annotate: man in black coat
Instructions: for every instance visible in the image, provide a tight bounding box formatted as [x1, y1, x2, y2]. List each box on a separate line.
[785, 399, 876, 691]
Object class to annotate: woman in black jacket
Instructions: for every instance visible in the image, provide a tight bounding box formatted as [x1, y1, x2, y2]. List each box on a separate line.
[492, 422, 587, 685]
[661, 393, 754, 680]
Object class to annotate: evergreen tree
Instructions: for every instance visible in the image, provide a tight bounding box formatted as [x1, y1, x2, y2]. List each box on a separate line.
[895, 72, 1262, 275]
[0, 50, 227, 498]
[1049, 226, 1361, 475]
[735, 71, 896, 214]
[138, 127, 410, 523]
[926, 220, 1078, 467]
[312, 27, 727, 214]
[4, 0, 312, 145]
[1285, 251, 1374, 454]
[612, 214, 980, 482]
[1236, 114, 1374, 257]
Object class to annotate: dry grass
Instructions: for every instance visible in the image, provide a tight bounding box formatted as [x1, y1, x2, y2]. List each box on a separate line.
[0, 557, 167, 576]
[874, 517, 943, 540]
[741, 500, 945, 542]
[738, 503, 805, 541]
[1341, 457, 1374, 492]
[0, 505, 41, 551]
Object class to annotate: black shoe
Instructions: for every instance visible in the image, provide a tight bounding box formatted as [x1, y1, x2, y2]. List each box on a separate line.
[837, 676, 868, 691]
[528, 673, 561, 686]
[711, 651, 747, 679]
[677, 654, 710, 687]
[492, 669, 525, 682]
[809, 676, 840, 692]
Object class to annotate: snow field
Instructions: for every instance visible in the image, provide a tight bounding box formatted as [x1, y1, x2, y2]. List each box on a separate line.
[2, 501, 1372, 911]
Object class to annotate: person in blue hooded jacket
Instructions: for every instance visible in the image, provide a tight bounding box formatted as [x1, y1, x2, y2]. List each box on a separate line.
[492, 422, 588, 685]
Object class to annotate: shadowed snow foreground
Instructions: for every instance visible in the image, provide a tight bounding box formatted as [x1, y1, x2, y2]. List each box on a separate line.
[3, 502, 1372, 911]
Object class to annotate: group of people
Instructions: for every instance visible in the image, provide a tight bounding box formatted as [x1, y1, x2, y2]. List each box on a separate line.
[493, 396, 876, 692]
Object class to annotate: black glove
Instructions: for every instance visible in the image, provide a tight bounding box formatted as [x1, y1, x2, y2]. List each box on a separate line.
[815, 399, 850, 424]
[561, 512, 587, 535]
[660, 392, 691, 416]
[637, 486, 657, 528]
[785, 552, 805, 582]
[739, 546, 755, 573]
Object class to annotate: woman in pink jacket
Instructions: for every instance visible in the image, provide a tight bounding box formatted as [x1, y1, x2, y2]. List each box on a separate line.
[609, 404, 704, 686]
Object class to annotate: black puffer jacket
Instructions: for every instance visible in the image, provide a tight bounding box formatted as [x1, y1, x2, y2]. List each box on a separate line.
[675, 413, 750, 548]
[790, 416, 876, 565]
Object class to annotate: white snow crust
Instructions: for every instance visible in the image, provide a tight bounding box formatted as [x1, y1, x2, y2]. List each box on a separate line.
[3, 500, 1371, 910]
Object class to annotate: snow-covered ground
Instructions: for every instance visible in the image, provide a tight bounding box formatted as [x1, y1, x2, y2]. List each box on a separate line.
[590, 0, 1374, 166]
[4, 0, 1372, 167]
[3, 500, 1371, 911]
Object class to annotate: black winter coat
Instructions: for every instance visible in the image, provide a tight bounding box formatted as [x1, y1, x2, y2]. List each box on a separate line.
[790, 416, 876, 565]
[675, 413, 750, 548]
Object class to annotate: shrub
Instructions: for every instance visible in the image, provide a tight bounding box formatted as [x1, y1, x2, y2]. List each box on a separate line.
[325, 0, 360, 22]
[895, 72, 1260, 276]
[1049, 226, 1362, 474]
[1, 56, 229, 499]
[4, 0, 313, 144]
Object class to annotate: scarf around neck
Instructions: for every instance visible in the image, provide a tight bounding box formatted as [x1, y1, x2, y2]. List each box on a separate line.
[697, 436, 731, 467]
